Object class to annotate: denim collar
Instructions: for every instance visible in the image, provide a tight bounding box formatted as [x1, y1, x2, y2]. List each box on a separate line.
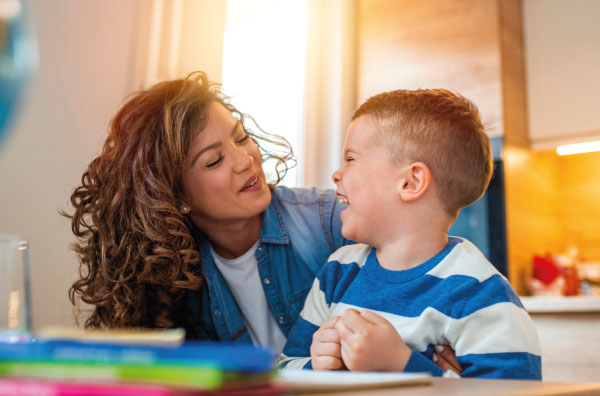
[259, 193, 289, 245]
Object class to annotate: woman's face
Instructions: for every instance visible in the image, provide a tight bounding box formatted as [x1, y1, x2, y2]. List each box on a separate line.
[181, 102, 271, 229]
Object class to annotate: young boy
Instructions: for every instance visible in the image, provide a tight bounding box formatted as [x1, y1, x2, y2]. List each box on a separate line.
[279, 89, 542, 379]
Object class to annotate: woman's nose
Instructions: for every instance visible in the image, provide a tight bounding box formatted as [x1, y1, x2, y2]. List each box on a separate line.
[332, 168, 342, 184]
[232, 145, 254, 173]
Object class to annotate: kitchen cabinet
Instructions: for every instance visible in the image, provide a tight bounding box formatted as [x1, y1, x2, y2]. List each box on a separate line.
[356, 0, 525, 140]
[521, 296, 600, 382]
[523, 0, 600, 150]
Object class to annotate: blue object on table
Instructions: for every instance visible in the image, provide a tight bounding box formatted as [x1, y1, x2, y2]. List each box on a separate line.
[0, 339, 276, 372]
[0, 0, 37, 149]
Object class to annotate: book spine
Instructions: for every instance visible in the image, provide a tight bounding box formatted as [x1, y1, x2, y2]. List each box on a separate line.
[0, 342, 274, 372]
[0, 361, 224, 390]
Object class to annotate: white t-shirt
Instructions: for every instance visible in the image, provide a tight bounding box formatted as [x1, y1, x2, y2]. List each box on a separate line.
[210, 241, 287, 354]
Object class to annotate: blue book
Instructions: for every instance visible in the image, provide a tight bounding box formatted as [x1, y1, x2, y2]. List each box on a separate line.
[0, 340, 274, 373]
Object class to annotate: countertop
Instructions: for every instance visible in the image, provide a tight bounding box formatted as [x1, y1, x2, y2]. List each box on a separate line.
[520, 296, 600, 313]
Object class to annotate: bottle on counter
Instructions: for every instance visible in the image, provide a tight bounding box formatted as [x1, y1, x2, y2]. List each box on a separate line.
[555, 247, 580, 296]
[577, 261, 600, 296]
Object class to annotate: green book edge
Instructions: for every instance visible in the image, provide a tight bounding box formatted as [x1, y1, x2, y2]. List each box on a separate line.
[0, 361, 272, 390]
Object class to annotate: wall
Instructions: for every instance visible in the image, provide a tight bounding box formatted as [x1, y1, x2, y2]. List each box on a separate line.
[0, 0, 145, 329]
[558, 152, 600, 261]
[506, 148, 600, 294]
[0, 0, 225, 330]
[504, 147, 563, 293]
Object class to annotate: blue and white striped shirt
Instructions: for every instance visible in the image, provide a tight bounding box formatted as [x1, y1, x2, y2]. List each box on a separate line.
[279, 237, 542, 379]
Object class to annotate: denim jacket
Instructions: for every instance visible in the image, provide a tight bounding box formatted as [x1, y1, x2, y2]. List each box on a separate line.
[177, 186, 351, 344]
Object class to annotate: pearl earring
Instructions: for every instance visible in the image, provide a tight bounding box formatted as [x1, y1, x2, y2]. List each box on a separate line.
[182, 206, 189, 213]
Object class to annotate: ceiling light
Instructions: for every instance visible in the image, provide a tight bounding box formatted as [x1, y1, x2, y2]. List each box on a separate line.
[556, 141, 600, 156]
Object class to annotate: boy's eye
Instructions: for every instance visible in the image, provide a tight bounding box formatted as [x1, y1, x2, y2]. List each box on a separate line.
[345, 156, 355, 162]
[206, 155, 223, 168]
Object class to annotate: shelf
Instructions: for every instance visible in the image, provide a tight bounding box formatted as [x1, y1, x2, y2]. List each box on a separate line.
[520, 296, 600, 313]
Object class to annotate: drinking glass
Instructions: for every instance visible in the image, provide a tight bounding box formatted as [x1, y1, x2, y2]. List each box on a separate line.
[0, 234, 32, 341]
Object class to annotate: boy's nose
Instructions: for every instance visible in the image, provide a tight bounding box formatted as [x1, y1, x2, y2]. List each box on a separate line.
[332, 168, 342, 184]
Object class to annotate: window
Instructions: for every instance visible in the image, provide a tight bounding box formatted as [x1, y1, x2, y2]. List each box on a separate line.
[222, 0, 308, 187]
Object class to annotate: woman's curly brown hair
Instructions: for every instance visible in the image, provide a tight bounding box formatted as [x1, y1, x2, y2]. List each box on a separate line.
[63, 71, 293, 329]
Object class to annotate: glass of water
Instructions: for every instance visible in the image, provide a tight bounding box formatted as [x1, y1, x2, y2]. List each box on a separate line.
[0, 234, 32, 341]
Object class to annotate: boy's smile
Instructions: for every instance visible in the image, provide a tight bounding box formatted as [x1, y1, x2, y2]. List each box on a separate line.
[336, 192, 349, 205]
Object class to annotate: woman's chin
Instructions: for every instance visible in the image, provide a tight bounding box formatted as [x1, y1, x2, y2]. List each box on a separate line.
[252, 184, 272, 213]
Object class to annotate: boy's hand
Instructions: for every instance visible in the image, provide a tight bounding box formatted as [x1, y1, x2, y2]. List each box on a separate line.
[310, 316, 346, 370]
[335, 309, 411, 372]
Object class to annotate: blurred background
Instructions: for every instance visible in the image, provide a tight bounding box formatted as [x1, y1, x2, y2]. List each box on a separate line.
[0, 0, 599, 381]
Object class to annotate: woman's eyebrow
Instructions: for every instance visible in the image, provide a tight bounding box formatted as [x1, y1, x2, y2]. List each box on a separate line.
[344, 147, 357, 156]
[190, 142, 221, 166]
[190, 121, 241, 167]
[230, 121, 242, 136]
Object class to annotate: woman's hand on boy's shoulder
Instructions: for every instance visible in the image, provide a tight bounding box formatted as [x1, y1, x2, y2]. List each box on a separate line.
[335, 309, 412, 372]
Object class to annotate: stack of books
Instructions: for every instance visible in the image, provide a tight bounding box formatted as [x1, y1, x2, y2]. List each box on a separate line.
[0, 333, 287, 395]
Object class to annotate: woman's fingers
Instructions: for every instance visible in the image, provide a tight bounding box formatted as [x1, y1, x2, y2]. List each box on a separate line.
[433, 345, 462, 375]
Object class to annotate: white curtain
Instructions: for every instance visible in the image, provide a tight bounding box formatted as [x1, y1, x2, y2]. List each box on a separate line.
[143, 0, 227, 86]
[301, 0, 357, 189]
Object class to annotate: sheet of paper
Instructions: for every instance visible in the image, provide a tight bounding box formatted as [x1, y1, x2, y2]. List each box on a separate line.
[276, 370, 431, 392]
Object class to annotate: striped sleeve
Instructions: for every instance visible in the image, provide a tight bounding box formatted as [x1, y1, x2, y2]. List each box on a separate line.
[424, 239, 542, 379]
[447, 288, 542, 379]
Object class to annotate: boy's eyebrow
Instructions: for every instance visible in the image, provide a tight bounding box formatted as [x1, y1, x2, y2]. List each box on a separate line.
[190, 121, 240, 166]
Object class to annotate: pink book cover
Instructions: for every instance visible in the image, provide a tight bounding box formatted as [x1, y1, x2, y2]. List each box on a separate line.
[0, 379, 290, 396]
[0, 378, 173, 396]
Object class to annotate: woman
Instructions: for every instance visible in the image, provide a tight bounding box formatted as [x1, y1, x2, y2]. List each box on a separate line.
[64, 71, 349, 355]
[65, 72, 461, 373]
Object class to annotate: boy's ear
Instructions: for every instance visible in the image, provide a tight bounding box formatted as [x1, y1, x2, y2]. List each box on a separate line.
[397, 162, 431, 202]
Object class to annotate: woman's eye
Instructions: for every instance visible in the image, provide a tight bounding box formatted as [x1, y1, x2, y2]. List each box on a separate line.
[236, 133, 250, 144]
[206, 155, 223, 168]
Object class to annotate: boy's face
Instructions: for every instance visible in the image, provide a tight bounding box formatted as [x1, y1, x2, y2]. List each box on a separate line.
[332, 115, 402, 246]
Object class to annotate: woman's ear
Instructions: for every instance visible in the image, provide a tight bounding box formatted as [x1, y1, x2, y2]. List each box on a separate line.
[398, 162, 431, 202]
[180, 203, 191, 214]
